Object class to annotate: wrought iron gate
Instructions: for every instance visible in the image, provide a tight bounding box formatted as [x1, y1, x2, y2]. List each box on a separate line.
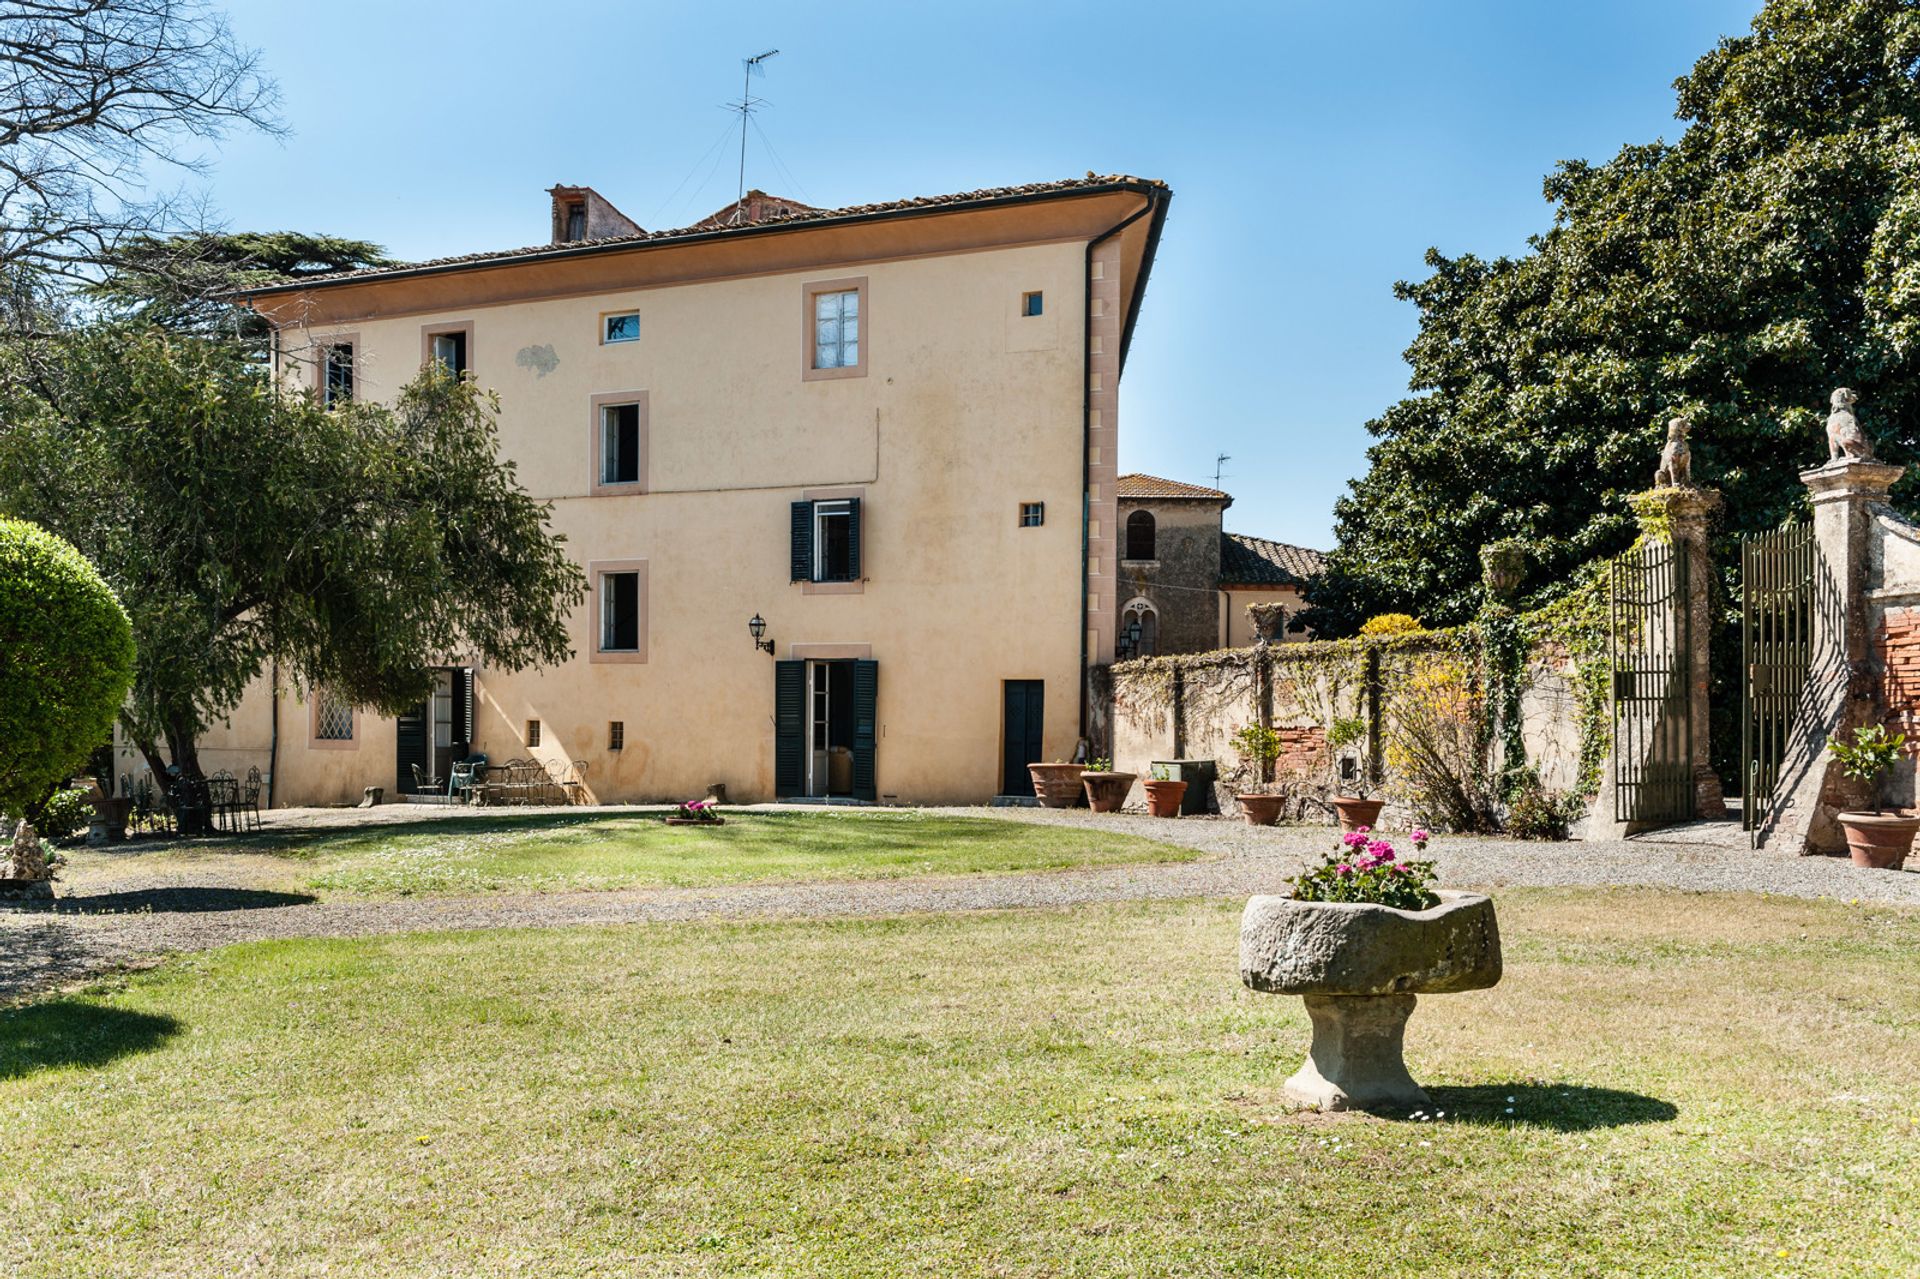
[1609, 538, 1693, 824]
[1740, 523, 1814, 844]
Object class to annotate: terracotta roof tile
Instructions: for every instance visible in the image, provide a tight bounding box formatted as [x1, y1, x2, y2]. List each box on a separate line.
[1220, 532, 1325, 587]
[237, 174, 1168, 294]
[1115, 473, 1231, 500]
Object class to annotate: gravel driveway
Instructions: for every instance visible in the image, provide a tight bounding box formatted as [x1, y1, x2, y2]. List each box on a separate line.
[3, 805, 1915, 1003]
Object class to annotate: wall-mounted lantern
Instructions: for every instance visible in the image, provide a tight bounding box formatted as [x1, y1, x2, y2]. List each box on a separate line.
[748, 613, 775, 656]
[1117, 616, 1142, 661]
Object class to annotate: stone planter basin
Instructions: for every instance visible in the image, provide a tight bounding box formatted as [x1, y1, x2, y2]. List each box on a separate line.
[1239, 891, 1501, 1111]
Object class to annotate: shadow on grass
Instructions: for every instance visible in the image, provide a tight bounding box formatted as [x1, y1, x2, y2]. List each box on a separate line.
[57, 887, 317, 915]
[0, 1001, 181, 1080]
[1406, 1083, 1677, 1131]
[208, 809, 1091, 859]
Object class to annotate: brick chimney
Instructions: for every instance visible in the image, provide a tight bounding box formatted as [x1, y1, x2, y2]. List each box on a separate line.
[547, 185, 642, 244]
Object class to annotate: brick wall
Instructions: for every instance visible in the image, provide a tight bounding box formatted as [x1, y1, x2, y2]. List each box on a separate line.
[1273, 725, 1327, 778]
[1875, 606, 1920, 740]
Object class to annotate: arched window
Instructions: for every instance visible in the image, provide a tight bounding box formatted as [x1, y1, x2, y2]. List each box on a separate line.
[1124, 510, 1156, 562]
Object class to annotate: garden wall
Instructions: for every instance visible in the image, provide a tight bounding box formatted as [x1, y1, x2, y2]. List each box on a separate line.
[1105, 616, 1601, 826]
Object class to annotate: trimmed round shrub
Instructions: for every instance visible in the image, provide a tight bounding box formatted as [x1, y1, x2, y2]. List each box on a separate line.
[0, 518, 136, 818]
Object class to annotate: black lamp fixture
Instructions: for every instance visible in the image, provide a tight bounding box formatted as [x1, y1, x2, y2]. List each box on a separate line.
[748, 613, 775, 656]
[1117, 616, 1142, 661]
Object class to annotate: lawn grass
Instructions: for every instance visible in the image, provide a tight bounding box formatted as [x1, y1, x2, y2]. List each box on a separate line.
[3, 889, 1917, 1276]
[71, 810, 1203, 897]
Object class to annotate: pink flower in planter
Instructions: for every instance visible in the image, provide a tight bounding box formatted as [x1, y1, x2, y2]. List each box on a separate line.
[1336, 863, 1353, 875]
[1411, 829, 1431, 849]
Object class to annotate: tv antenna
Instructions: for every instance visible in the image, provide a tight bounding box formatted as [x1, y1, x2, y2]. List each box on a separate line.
[1213, 452, 1232, 489]
[728, 49, 780, 224]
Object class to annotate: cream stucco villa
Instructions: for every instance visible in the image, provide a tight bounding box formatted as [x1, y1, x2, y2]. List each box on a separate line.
[157, 175, 1171, 807]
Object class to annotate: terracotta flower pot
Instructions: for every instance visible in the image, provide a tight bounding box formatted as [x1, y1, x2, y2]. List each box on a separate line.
[1331, 796, 1383, 833]
[1081, 771, 1137, 813]
[1027, 763, 1087, 809]
[1237, 794, 1286, 827]
[1143, 778, 1187, 818]
[1835, 810, 1919, 870]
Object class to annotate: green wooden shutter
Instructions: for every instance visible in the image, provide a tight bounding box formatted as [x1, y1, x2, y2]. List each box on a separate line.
[845, 497, 862, 581]
[790, 501, 814, 582]
[775, 660, 805, 795]
[454, 669, 474, 752]
[851, 659, 878, 802]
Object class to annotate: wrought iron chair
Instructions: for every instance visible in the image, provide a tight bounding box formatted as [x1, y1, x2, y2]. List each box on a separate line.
[237, 766, 264, 830]
[206, 771, 240, 833]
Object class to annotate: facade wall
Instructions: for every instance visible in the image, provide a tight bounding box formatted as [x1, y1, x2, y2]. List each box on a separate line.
[269, 239, 1093, 805]
[1115, 500, 1226, 656]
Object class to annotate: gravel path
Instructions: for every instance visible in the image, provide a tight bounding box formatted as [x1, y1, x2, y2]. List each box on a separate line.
[4, 805, 1915, 1003]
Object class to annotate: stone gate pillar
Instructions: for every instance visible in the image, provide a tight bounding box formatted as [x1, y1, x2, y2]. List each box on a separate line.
[1763, 455, 1905, 853]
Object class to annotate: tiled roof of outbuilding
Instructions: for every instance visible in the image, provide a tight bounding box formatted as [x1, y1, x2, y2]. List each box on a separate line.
[1220, 532, 1325, 587]
[1115, 473, 1231, 500]
[236, 174, 1169, 294]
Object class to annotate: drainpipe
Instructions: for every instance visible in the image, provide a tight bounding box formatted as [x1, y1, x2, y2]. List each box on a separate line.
[266, 658, 280, 809]
[1080, 187, 1165, 741]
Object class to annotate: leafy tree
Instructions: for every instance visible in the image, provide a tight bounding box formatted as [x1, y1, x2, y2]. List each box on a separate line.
[0, 0, 281, 283]
[84, 231, 393, 337]
[1307, 0, 1920, 633]
[0, 326, 587, 810]
[0, 517, 135, 818]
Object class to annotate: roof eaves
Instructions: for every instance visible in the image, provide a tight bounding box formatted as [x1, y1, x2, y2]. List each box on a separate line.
[232, 175, 1170, 300]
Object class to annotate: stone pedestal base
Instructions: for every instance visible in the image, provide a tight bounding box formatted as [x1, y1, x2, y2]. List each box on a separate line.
[0, 878, 54, 911]
[1284, 993, 1428, 1111]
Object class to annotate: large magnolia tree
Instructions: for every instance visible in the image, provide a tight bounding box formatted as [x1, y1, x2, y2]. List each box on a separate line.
[1307, 0, 1920, 632]
[0, 326, 587, 801]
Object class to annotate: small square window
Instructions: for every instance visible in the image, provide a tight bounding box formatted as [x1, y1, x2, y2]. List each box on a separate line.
[526, 719, 541, 748]
[604, 312, 639, 344]
[1020, 501, 1045, 527]
[1022, 291, 1044, 317]
[609, 721, 624, 751]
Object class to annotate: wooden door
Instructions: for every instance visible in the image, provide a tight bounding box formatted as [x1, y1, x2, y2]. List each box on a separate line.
[1001, 680, 1044, 796]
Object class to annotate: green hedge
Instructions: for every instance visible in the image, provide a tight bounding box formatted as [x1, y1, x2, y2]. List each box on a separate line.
[0, 517, 135, 817]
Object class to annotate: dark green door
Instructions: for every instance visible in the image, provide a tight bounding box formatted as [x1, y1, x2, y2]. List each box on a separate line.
[1001, 680, 1044, 796]
[395, 702, 428, 794]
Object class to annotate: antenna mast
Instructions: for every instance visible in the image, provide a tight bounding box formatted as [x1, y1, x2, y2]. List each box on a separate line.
[730, 49, 780, 225]
[1213, 452, 1232, 489]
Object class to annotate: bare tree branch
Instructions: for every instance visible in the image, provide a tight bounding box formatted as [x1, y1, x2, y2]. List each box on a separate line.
[0, 0, 281, 286]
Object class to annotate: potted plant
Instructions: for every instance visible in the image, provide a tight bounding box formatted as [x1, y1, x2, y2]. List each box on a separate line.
[1230, 723, 1286, 826]
[1326, 715, 1380, 831]
[1239, 829, 1502, 1110]
[1827, 724, 1919, 869]
[1026, 760, 1087, 808]
[664, 798, 725, 827]
[1080, 758, 1137, 813]
[1142, 762, 1187, 818]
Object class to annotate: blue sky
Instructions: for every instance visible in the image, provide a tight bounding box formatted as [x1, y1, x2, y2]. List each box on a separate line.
[209, 0, 1760, 548]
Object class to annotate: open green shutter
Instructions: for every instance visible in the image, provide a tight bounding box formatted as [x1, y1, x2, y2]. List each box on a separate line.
[775, 660, 805, 796]
[790, 501, 814, 582]
[845, 497, 861, 581]
[851, 659, 878, 802]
